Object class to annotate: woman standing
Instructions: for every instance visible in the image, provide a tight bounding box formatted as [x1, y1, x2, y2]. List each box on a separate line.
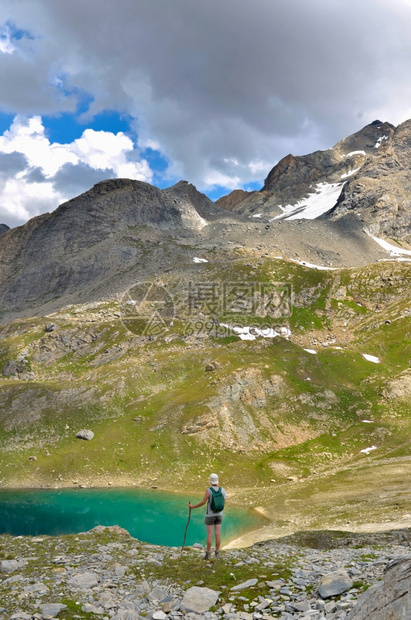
[189, 473, 226, 559]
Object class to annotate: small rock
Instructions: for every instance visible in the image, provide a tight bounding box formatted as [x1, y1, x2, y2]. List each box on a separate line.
[231, 578, 258, 591]
[68, 571, 100, 588]
[75, 429, 94, 440]
[291, 600, 311, 612]
[23, 582, 49, 594]
[45, 323, 57, 332]
[115, 565, 127, 577]
[39, 603, 67, 618]
[148, 588, 169, 603]
[82, 603, 104, 614]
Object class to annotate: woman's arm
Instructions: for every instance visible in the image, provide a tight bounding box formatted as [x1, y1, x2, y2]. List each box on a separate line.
[188, 489, 209, 509]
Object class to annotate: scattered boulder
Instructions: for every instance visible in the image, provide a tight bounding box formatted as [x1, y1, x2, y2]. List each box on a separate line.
[2, 361, 19, 376]
[39, 603, 67, 618]
[23, 582, 49, 594]
[231, 578, 258, 591]
[147, 587, 169, 603]
[75, 429, 94, 441]
[318, 569, 353, 598]
[68, 571, 100, 588]
[0, 560, 19, 573]
[45, 323, 57, 332]
[348, 555, 411, 619]
[180, 586, 220, 613]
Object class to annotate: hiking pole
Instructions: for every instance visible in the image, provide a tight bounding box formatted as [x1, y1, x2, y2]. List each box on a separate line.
[180, 506, 191, 557]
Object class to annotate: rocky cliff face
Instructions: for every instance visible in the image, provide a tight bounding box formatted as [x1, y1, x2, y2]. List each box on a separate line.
[217, 120, 411, 242]
[0, 179, 235, 317]
[327, 120, 411, 242]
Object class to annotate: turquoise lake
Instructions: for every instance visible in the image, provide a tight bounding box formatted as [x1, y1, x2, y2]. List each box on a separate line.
[0, 489, 266, 547]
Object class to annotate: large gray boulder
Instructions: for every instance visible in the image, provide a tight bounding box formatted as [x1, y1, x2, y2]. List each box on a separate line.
[180, 586, 220, 613]
[38, 604, 67, 618]
[318, 569, 353, 599]
[348, 555, 411, 619]
[68, 571, 100, 588]
[0, 560, 19, 573]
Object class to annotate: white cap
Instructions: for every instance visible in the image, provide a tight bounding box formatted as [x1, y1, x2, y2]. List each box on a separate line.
[209, 473, 219, 485]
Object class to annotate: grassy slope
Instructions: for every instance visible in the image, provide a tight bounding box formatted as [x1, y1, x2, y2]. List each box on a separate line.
[0, 257, 410, 535]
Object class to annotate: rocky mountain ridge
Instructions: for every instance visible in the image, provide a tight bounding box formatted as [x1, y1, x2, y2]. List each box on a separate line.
[1, 119, 410, 321]
[217, 119, 411, 245]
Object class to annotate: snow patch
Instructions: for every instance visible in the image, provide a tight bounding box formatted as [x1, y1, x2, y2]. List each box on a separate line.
[291, 259, 338, 271]
[193, 257, 208, 263]
[271, 182, 344, 221]
[251, 213, 262, 218]
[362, 420, 375, 424]
[372, 237, 411, 256]
[362, 354, 380, 363]
[341, 167, 361, 179]
[341, 150, 366, 158]
[375, 135, 388, 148]
[360, 446, 377, 454]
[304, 349, 317, 355]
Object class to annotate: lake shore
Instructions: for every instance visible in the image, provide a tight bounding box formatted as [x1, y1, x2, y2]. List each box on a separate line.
[2, 474, 411, 550]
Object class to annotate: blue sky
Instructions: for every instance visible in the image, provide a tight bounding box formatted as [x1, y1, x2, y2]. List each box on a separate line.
[0, 0, 411, 227]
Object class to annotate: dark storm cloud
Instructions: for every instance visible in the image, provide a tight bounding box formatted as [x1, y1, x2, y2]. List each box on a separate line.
[0, 151, 27, 176]
[52, 162, 114, 196]
[1, 0, 411, 189]
[24, 167, 47, 183]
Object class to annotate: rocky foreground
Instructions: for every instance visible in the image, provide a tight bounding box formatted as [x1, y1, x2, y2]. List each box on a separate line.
[0, 526, 410, 620]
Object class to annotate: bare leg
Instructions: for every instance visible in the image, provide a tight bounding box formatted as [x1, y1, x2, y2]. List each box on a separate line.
[214, 523, 222, 551]
[206, 524, 213, 552]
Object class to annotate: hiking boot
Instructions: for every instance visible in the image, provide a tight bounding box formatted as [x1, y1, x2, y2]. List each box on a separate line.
[215, 550, 220, 560]
[203, 551, 211, 560]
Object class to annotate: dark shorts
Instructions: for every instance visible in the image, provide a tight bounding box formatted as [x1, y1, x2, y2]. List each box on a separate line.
[204, 515, 223, 525]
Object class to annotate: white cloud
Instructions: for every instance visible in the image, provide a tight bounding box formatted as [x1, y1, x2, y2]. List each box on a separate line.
[0, 116, 153, 226]
[0, 24, 15, 54]
[0, 0, 411, 221]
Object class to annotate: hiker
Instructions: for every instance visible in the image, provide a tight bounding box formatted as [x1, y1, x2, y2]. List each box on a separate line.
[189, 473, 226, 559]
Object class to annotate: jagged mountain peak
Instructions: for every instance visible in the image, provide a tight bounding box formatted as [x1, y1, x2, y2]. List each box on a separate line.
[326, 119, 411, 241]
[332, 120, 395, 157]
[216, 120, 411, 242]
[0, 224, 10, 234]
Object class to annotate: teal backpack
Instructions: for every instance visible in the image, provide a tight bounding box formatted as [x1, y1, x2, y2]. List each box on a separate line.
[209, 487, 225, 512]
